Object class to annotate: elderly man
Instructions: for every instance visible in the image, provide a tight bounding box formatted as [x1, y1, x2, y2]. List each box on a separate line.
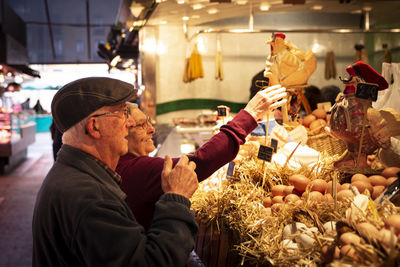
[117, 85, 287, 230]
[32, 77, 199, 267]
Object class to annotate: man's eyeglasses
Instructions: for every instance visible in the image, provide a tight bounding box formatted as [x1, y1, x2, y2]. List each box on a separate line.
[134, 116, 152, 130]
[91, 107, 129, 120]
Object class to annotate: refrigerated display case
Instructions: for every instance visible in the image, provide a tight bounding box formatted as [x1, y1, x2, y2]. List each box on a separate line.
[0, 110, 36, 174]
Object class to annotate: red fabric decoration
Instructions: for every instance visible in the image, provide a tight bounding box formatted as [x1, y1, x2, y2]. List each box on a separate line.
[274, 32, 286, 40]
[346, 61, 389, 91]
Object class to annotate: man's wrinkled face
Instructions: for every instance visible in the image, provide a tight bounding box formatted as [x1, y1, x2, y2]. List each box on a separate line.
[127, 107, 156, 156]
[94, 103, 131, 156]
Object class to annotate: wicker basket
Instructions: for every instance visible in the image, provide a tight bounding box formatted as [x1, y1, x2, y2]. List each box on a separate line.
[306, 130, 347, 157]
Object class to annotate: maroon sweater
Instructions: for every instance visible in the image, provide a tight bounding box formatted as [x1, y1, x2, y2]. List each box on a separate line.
[117, 110, 257, 230]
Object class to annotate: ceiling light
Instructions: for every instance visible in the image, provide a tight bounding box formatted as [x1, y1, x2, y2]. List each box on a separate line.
[191, 15, 200, 19]
[229, 29, 252, 33]
[159, 20, 167, 25]
[122, 59, 134, 69]
[311, 43, 320, 53]
[177, 0, 185, 4]
[129, 3, 144, 17]
[312, 5, 323, 10]
[192, 4, 204, 10]
[207, 8, 219, 14]
[260, 3, 270, 11]
[182, 16, 189, 21]
[155, 0, 167, 2]
[133, 20, 145, 27]
[235, 0, 248, 5]
[110, 55, 121, 67]
[15, 75, 24, 84]
[351, 9, 362, 14]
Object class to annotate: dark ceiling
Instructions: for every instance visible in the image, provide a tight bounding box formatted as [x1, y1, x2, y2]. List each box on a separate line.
[6, 0, 123, 64]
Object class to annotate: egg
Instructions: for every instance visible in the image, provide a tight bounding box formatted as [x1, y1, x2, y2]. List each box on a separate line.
[351, 180, 373, 194]
[312, 108, 327, 120]
[377, 228, 398, 251]
[381, 167, 400, 178]
[324, 193, 334, 203]
[302, 114, 317, 128]
[325, 181, 340, 195]
[283, 185, 295, 195]
[271, 203, 283, 214]
[337, 190, 354, 202]
[340, 183, 351, 191]
[295, 233, 315, 249]
[309, 179, 327, 193]
[272, 195, 284, 204]
[284, 194, 300, 204]
[294, 199, 303, 206]
[323, 221, 336, 235]
[356, 222, 379, 243]
[372, 185, 385, 200]
[339, 232, 362, 246]
[262, 196, 272, 208]
[351, 173, 368, 183]
[280, 239, 299, 253]
[368, 175, 387, 186]
[340, 244, 358, 260]
[289, 174, 310, 193]
[386, 177, 398, 187]
[271, 184, 287, 197]
[309, 119, 327, 134]
[384, 214, 400, 235]
[307, 191, 324, 202]
[283, 222, 308, 239]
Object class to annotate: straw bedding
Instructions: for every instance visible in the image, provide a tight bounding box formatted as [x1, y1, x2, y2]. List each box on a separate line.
[191, 152, 400, 266]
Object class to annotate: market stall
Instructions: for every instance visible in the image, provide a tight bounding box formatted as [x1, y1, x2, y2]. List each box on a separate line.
[185, 33, 400, 266]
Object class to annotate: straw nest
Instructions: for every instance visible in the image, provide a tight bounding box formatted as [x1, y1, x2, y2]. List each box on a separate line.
[191, 152, 400, 266]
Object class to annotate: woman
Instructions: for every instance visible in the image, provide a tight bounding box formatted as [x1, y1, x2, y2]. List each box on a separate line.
[117, 85, 287, 230]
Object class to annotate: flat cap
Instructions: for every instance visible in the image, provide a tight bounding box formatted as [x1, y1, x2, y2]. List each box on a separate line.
[52, 77, 136, 133]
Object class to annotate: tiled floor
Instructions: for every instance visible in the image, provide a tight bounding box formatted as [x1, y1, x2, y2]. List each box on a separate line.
[0, 133, 53, 267]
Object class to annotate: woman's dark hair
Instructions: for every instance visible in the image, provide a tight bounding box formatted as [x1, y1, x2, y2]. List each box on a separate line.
[321, 85, 341, 106]
[303, 85, 323, 111]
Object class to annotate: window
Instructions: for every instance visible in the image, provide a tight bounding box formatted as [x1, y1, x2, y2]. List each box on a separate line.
[76, 40, 84, 53]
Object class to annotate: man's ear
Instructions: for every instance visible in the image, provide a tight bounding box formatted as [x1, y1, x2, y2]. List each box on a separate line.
[85, 118, 101, 138]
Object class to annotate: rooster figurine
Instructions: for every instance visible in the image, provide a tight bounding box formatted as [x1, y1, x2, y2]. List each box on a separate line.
[325, 61, 400, 168]
[264, 32, 317, 122]
[264, 32, 317, 87]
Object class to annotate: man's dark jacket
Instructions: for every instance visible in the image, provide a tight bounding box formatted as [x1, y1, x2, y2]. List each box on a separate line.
[32, 144, 197, 267]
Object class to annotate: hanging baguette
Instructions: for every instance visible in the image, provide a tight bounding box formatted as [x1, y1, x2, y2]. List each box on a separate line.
[215, 39, 224, 81]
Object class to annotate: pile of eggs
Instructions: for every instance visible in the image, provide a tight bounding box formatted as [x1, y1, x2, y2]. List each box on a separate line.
[334, 166, 400, 201]
[281, 213, 400, 262]
[262, 167, 400, 215]
[301, 108, 329, 134]
[321, 214, 400, 263]
[262, 174, 332, 214]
